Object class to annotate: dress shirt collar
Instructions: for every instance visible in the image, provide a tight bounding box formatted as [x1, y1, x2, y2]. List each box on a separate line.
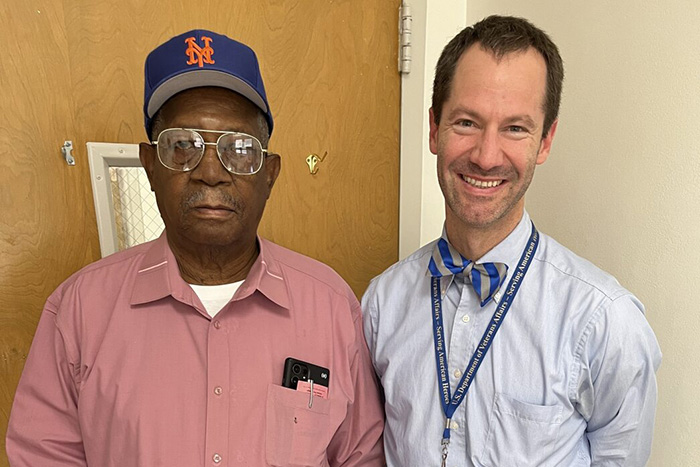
[131, 233, 290, 310]
[432, 211, 533, 278]
[477, 211, 533, 268]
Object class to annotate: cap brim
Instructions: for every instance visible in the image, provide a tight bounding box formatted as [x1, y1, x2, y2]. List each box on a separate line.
[146, 69, 268, 118]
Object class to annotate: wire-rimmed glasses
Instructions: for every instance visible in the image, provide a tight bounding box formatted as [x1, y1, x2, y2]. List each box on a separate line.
[152, 128, 269, 175]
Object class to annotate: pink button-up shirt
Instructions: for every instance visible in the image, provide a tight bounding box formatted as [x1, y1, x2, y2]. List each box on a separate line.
[7, 235, 384, 466]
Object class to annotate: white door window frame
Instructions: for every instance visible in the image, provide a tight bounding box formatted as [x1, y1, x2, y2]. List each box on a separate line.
[87, 142, 164, 257]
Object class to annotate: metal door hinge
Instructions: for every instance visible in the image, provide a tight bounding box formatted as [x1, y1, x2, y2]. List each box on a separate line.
[398, 3, 412, 74]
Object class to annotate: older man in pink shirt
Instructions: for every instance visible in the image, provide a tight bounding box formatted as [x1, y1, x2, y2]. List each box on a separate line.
[6, 30, 384, 466]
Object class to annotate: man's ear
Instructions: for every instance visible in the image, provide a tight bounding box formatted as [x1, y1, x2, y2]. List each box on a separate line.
[139, 142, 157, 190]
[429, 107, 439, 155]
[536, 119, 558, 165]
[263, 153, 281, 197]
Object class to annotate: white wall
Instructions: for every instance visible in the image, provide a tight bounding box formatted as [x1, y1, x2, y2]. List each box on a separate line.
[401, 1, 700, 464]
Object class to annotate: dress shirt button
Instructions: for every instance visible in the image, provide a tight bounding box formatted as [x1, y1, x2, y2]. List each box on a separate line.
[213, 320, 221, 329]
[454, 369, 462, 378]
[214, 386, 223, 395]
[213, 453, 222, 464]
[451, 420, 460, 430]
[461, 314, 470, 323]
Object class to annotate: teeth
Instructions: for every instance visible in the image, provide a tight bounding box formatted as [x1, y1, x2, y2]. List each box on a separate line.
[463, 176, 503, 188]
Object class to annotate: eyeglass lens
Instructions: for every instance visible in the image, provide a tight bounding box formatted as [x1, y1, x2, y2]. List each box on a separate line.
[157, 129, 263, 174]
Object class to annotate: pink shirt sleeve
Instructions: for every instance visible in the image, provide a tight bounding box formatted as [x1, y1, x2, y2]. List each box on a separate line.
[7, 299, 87, 465]
[327, 302, 385, 466]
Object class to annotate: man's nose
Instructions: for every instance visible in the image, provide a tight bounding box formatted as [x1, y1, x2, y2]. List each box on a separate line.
[190, 144, 230, 185]
[470, 129, 504, 171]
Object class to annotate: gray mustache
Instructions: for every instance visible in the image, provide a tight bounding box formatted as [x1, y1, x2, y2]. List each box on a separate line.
[182, 190, 243, 212]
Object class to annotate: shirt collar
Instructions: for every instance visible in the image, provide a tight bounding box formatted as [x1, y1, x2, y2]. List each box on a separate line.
[236, 237, 290, 310]
[478, 211, 533, 267]
[430, 211, 533, 274]
[131, 233, 290, 310]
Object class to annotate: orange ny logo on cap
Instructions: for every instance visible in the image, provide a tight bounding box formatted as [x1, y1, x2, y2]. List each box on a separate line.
[184, 36, 215, 67]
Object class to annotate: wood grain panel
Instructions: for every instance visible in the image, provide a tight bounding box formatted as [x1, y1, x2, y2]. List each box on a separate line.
[0, 2, 101, 463]
[1, 1, 399, 464]
[257, 1, 401, 296]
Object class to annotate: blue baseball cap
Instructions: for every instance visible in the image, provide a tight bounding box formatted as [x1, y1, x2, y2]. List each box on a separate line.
[143, 29, 273, 136]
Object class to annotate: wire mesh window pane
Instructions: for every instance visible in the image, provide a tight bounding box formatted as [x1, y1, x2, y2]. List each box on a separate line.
[109, 167, 164, 251]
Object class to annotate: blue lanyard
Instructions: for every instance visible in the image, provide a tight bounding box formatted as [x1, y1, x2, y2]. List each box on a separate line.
[432, 222, 539, 461]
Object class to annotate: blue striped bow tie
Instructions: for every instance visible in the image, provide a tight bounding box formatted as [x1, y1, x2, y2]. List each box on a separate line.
[428, 238, 509, 307]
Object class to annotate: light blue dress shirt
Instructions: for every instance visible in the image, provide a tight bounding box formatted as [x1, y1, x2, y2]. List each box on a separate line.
[362, 212, 661, 466]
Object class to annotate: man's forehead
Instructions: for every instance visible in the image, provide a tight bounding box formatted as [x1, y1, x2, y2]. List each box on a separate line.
[455, 46, 547, 95]
[459, 44, 547, 72]
[442, 45, 547, 124]
[153, 87, 264, 135]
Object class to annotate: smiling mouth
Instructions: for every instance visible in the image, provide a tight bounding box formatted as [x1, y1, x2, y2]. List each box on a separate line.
[462, 175, 503, 189]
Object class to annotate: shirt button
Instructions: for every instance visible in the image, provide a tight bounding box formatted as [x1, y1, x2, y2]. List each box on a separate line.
[214, 386, 223, 395]
[461, 314, 470, 323]
[454, 369, 462, 378]
[213, 320, 221, 329]
[451, 420, 460, 430]
[213, 453, 222, 464]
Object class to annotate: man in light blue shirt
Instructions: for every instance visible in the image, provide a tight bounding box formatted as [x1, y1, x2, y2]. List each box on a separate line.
[362, 15, 661, 466]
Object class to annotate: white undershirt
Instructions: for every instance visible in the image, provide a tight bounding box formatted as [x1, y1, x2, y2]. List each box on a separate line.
[189, 281, 244, 318]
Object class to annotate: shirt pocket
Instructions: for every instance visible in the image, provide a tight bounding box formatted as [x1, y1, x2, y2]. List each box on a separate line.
[265, 383, 331, 467]
[476, 392, 563, 467]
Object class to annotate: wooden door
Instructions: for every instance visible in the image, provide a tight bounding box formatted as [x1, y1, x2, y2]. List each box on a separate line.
[0, 1, 400, 464]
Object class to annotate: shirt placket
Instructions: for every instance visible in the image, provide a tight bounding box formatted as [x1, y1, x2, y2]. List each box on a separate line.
[446, 275, 483, 462]
[205, 315, 231, 466]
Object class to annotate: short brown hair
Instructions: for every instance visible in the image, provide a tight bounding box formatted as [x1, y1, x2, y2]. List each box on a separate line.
[432, 15, 564, 136]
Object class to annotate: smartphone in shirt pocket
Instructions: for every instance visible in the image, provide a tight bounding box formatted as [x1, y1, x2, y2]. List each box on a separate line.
[266, 358, 332, 466]
[281, 357, 330, 395]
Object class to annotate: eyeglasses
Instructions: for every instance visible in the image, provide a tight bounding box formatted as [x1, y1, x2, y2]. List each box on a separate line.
[151, 128, 270, 175]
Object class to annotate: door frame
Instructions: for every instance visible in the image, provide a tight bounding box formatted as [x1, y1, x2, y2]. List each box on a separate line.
[399, 0, 466, 258]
